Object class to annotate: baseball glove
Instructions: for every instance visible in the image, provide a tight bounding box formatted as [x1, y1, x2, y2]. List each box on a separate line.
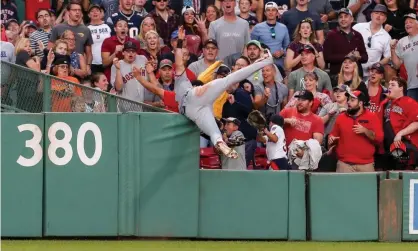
[227, 134, 246, 147]
[247, 110, 267, 131]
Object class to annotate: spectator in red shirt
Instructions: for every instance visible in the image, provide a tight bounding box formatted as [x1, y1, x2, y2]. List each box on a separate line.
[101, 18, 141, 84]
[366, 63, 386, 113]
[377, 77, 418, 169]
[280, 90, 324, 146]
[133, 60, 178, 112]
[329, 90, 384, 172]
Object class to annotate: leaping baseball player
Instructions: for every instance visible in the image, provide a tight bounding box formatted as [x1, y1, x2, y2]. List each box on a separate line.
[172, 26, 274, 158]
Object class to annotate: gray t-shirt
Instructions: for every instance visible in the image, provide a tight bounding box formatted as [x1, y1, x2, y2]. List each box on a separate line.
[288, 67, 332, 92]
[174, 71, 193, 109]
[0, 41, 15, 63]
[254, 82, 288, 119]
[395, 34, 418, 90]
[188, 59, 209, 77]
[50, 23, 93, 54]
[308, 0, 334, 16]
[347, 0, 371, 23]
[318, 102, 347, 136]
[221, 130, 247, 170]
[208, 17, 250, 60]
[110, 55, 148, 104]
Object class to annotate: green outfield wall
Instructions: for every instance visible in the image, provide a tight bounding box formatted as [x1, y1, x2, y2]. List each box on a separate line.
[1, 113, 418, 241]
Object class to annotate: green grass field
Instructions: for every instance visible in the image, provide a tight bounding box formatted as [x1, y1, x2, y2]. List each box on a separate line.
[2, 240, 418, 251]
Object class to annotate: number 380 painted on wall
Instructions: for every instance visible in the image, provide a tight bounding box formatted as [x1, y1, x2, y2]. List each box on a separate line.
[17, 122, 103, 167]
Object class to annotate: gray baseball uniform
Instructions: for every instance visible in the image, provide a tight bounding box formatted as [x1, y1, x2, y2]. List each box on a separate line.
[175, 56, 274, 145]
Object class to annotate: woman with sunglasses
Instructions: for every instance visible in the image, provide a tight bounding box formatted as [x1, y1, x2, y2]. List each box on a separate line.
[285, 72, 332, 114]
[285, 18, 325, 72]
[337, 54, 369, 104]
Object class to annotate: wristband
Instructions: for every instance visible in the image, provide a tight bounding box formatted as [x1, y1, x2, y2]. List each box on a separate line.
[177, 39, 183, 49]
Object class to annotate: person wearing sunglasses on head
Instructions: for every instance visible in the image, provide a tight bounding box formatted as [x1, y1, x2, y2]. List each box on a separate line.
[281, 0, 324, 45]
[353, 4, 391, 82]
[251, 2, 289, 69]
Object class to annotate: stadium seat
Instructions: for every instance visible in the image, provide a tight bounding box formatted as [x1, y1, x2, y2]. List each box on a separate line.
[255, 147, 266, 157]
[200, 147, 217, 157]
[200, 156, 221, 169]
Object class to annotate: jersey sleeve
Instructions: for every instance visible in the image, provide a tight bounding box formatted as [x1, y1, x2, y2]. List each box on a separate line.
[101, 38, 112, 53]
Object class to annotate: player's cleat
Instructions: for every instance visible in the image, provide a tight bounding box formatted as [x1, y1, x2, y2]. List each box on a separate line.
[216, 141, 238, 159]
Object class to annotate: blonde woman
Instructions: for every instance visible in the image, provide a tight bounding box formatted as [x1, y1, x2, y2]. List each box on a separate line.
[136, 17, 164, 49]
[285, 18, 325, 71]
[337, 54, 369, 103]
[41, 39, 69, 73]
[60, 30, 88, 79]
[139, 30, 171, 67]
[285, 72, 332, 114]
[14, 38, 42, 112]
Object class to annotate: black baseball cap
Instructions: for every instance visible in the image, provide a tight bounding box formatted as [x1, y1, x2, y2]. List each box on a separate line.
[222, 117, 241, 126]
[333, 84, 349, 92]
[344, 53, 358, 62]
[203, 39, 218, 48]
[372, 4, 387, 14]
[23, 20, 38, 29]
[295, 90, 314, 101]
[53, 55, 71, 66]
[216, 65, 231, 76]
[5, 19, 18, 29]
[88, 4, 105, 12]
[369, 62, 384, 74]
[123, 41, 137, 51]
[270, 114, 284, 127]
[298, 44, 315, 54]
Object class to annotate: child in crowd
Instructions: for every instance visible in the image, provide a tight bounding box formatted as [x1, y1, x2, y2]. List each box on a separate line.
[257, 114, 289, 170]
[220, 117, 247, 170]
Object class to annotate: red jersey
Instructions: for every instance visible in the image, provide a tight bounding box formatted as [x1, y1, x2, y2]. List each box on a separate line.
[378, 96, 418, 148]
[101, 36, 141, 82]
[163, 90, 179, 113]
[280, 107, 324, 146]
[25, 0, 50, 22]
[331, 110, 383, 164]
[367, 85, 383, 113]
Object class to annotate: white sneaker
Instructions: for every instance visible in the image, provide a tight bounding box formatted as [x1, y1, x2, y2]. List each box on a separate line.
[216, 141, 238, 159]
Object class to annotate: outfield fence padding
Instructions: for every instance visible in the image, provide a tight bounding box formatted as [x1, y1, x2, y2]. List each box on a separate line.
[2, 113, 418, 241]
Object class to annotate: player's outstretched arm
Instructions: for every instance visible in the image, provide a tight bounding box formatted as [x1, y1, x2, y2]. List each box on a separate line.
[132, 64, 164, 99]
[175, 26, 186, 76]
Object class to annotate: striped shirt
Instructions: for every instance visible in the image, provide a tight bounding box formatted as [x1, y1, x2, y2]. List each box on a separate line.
[29, 29, 51, 59]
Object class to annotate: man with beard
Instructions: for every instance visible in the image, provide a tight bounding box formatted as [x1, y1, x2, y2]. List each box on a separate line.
[391, 13, 418, 101]
[366, 63, 386, 113]
[208, 0, 250, 59]
[102, 18, 141, 83]
[377, 77, 418, 170]
[329, 90, 383, 172]
[324, 8, 368, 79]
[107, 0, 143, 38]
[49, 1, 93, 68]
[280, 90, 324, 146]
[111, 41, 148, 105]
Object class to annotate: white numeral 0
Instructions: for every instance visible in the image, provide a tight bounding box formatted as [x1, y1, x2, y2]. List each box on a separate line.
[17, 124, 43, 167]
[77, 122, 102, 166]
[48, 122, 73, 166]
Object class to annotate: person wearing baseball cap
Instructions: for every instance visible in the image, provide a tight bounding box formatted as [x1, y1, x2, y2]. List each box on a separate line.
[246, 40, 262, 63]
[5, 19, 19, 34]
[280, 90, 324, 147]
[215, 65, 232, 78]
[366, 62, 386, 113]
[111, 40, 148, 104]
[328, 88, 383, 173]
[188, 38, 218, 77]
[352, 4, 391, 82]
[219, 117, 247, 170]
[88, 4, 112, 74]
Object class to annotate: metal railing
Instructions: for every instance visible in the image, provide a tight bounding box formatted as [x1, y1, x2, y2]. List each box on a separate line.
[1, 61, 170, 113]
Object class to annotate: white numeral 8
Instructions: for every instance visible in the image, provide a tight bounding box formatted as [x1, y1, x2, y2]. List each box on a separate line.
[48, 122, 73, 166]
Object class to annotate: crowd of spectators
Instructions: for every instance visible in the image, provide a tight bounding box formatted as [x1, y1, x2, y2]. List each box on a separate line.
[2, 0, 418, 172]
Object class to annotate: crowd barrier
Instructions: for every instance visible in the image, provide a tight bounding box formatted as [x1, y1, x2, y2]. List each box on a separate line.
[1, 113, 418, 242]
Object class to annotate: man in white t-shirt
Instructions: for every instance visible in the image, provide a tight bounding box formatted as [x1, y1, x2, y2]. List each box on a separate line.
[88, 4, 112, 73]
[257, 114, 290, 170]
[111, 41, 148, 110]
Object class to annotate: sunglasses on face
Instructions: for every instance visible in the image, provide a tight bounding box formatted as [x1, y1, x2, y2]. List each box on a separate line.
[301, 18, 313, 24]
[58, 65, 69, 69]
